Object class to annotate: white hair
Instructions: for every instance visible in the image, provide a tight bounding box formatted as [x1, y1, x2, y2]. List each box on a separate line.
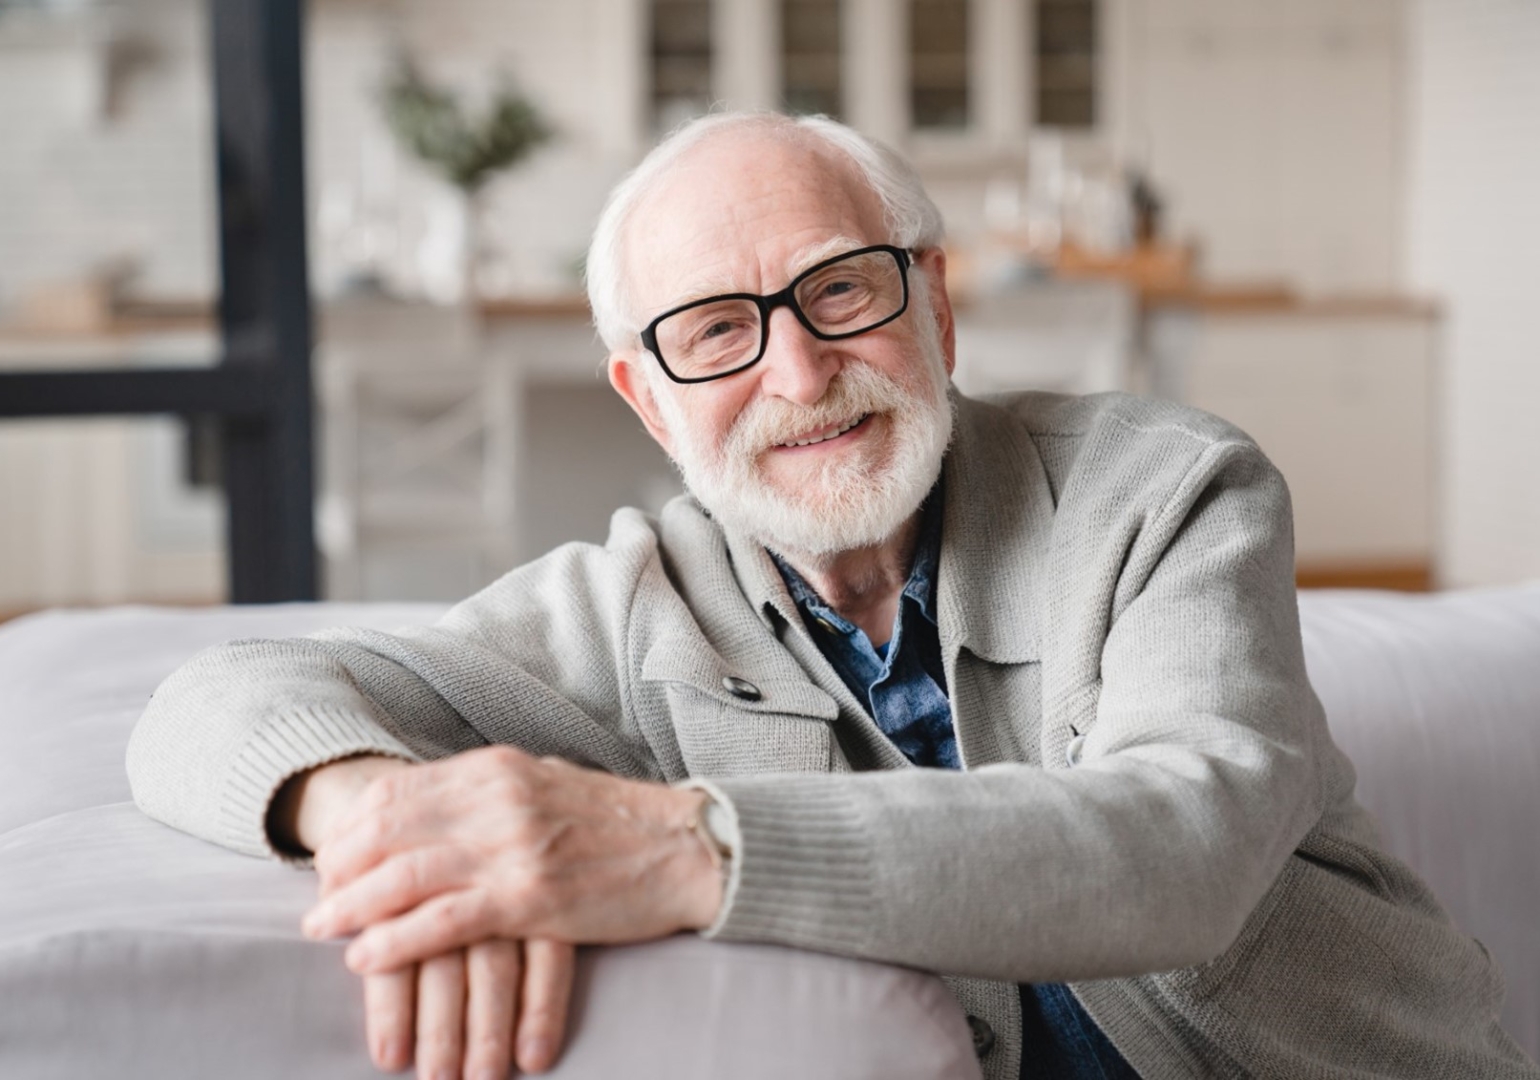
[585, 112, 946, 352]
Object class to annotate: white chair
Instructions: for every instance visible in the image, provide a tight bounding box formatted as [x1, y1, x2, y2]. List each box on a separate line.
[951, 280, 1136, 397]
[316, 299, 520, 600]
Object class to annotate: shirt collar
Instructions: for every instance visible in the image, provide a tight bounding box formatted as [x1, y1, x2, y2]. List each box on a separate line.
[769, 478, 944, 634]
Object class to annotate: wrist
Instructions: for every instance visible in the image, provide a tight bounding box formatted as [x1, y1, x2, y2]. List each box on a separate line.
[271, 754, 410, 855]
[674, 789, 732, 931]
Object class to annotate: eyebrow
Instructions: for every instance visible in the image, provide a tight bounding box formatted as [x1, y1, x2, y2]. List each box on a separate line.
[786, 235, 869, 276]
[666, 235, 871, 309]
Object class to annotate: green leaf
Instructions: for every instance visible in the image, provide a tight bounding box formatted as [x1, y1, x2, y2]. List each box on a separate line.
[380, 58, 553, 192]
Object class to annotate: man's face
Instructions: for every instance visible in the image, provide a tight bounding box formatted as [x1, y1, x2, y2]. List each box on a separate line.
[609, 132, 957, 560]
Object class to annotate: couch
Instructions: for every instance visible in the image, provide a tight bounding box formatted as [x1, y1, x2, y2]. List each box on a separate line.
[1, 586, 1535, 1076]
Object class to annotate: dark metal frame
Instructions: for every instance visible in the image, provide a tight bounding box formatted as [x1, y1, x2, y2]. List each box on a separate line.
[0, 0, 317, 603]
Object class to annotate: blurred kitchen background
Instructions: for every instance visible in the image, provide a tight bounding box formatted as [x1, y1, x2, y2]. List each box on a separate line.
[0, 0, 1536, 613]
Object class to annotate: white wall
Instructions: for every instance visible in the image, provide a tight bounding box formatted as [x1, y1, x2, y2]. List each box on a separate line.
[1405, 0, 1540, 587]
[0, 1, 217, 308]
[1105, 0, 1407, 294]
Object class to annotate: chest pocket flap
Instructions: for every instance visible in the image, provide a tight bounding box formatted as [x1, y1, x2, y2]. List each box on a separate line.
[640, 634, 838, 778]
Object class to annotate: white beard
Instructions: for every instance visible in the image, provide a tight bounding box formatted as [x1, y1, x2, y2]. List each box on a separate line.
[650, 286, 954, 562]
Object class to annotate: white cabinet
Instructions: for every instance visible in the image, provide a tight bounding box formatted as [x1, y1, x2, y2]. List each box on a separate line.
[1154, 306, 1439, 580]
[0, 416, 224, 612]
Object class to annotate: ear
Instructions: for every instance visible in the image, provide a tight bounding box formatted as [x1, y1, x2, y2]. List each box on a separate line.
[609, 350, 676, 455]
[914, 247, 957, 376]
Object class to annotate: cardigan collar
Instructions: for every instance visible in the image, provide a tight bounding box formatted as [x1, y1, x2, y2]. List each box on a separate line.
[933, 392, 1053, 664]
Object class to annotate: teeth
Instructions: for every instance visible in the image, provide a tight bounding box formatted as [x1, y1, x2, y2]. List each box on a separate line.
[782, 415, 866, 448]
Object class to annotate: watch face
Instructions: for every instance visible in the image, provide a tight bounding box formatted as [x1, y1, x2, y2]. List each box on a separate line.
[701, 801, 737, 858]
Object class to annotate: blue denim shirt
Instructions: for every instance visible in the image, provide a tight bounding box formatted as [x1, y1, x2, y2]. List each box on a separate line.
[772, 492, 957, 771]
[772, 491, 1138, 1080]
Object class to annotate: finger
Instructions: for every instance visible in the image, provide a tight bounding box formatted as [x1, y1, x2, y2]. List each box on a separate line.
[363, 966, 417, 1073]
[415, 950, 467, 1080]
[316, 768, 463, 895]
[464, 940, 521, 1080]
[346, 889, 503, 976]
[516, 940, 576, 1074]
[315, 795, 415, 898]
[305, 846, 467, 941]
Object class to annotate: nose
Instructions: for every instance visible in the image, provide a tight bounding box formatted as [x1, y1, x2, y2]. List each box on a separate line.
[754, 305, 840, 406]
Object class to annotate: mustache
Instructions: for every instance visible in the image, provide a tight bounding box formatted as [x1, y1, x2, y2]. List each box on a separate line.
[724, 364, 913, 459]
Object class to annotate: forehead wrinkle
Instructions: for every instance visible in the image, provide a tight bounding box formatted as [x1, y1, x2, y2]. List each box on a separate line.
[668, 269, 750, 309]
[669, 233, 871, 311]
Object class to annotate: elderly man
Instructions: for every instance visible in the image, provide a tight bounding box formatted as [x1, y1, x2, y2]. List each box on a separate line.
[129, 113, 1532, 1080]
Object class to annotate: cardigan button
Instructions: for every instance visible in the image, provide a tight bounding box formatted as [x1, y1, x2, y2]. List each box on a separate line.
[721, 676, 762, 701]
[966, 1015, 996, 1058]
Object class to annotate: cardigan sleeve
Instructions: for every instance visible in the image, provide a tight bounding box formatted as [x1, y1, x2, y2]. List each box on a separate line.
[126, 510, 669, 861]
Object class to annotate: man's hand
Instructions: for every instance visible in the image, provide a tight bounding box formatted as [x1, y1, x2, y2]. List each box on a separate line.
[365, 938, 574, 1079]
[269, 752, 412, 856]
[272, 753, 584, 1076]
[300, 745, 725, 975]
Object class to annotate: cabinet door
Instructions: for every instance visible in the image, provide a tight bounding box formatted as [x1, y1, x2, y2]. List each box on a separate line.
[1175, 312, 1437, 574]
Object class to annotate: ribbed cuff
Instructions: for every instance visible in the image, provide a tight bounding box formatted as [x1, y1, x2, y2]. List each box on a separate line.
[219, 703, 419, 862]
[686, 774, 879, 957]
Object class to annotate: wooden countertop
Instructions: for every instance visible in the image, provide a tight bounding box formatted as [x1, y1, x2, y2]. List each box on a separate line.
[1143, 285, 1441, 320]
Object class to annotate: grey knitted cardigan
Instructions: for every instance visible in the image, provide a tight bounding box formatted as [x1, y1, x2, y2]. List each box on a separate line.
[128, 391, 1536, 1080]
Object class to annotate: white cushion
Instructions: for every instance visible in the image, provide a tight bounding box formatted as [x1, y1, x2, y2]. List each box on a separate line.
[0, 604, 980, 1080]
[1298, 585, 1540, 1060]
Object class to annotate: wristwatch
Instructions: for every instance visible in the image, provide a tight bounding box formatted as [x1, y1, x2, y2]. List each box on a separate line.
[688, 795, 737, 870]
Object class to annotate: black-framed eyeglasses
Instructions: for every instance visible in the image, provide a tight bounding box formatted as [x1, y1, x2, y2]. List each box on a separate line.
[639, 244, 913, 384]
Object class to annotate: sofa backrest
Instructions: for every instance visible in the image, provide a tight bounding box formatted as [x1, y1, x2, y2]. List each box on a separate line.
[1299, 585, 1540, 1059]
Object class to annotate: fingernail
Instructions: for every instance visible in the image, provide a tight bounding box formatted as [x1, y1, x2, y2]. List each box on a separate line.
[301, 906, 328, 938]
[374, 1035, 408, 1069]
[473, 1069, 502, 1080]
[432, 1069, 458, 1080]
[345, 941, 372, 972]
[519, 1037, 552, 1071]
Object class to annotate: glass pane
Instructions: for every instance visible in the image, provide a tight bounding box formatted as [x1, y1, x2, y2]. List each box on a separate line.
[0, 1, 229, 611]
[0, 0, 220, 372]
[651, 0, 713, 133]
[795, 249, 905, 331]
[657, 297, 762, 376]
[1035, 0, 1097, 129]
[910, 0, 969, 129]
[782, 0, 842, 119]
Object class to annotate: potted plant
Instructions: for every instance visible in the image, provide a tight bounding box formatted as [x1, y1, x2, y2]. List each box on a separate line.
[380, 57, 552, 310]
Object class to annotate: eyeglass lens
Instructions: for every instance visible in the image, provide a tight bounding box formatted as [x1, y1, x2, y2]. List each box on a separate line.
[654, 248, 906, 380]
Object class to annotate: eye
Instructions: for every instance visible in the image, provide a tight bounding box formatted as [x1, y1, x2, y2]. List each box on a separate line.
[701, 319, 739, 339]
[820, 279, 857, 297]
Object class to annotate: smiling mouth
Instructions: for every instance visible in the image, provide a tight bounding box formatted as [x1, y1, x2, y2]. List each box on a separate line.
[777, 413, 871, 449]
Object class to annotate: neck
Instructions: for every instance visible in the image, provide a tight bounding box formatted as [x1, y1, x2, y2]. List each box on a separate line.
[777, 510, 923, 649]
